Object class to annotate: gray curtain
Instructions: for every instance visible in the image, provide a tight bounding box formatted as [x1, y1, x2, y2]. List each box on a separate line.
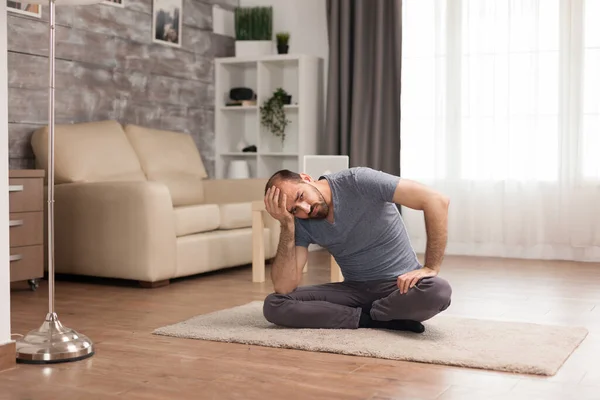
[322, 0, 402, 176]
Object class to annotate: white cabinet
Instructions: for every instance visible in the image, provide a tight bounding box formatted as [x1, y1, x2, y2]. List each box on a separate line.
[214, 54, 322, 179]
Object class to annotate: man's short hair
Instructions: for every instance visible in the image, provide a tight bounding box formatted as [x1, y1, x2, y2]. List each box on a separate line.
[265, 169, 303, 194]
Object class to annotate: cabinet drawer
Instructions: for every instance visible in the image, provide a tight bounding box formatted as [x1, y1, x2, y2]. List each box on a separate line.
[9, 211, 43, 247]
[9, 178, 44, 213]
[10, 245, 44, 283]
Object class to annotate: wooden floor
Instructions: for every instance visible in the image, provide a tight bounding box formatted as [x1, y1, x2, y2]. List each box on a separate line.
[2, 251, 600, 400]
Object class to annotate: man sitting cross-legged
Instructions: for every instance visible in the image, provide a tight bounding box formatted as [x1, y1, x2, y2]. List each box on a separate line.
[261, 167, 452, 333]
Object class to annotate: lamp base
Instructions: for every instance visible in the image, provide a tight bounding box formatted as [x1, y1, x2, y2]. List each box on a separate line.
[15, 312, 94, 364]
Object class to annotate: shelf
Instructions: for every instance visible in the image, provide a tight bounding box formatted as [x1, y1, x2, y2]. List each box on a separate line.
[258, 60, 299, 107]
[216, 110, 257, 154]
[216, 62, 258, 108]
[259, 109, 299, 154]
[216, 54, 319, 65]
[215, 53, 322, 179]
[219, 104, 298, 111]
[260, 152, 298, 157]
[220, 152, 299, 157]
[219, 106, 258, 111]
[221, 152, 257, 157]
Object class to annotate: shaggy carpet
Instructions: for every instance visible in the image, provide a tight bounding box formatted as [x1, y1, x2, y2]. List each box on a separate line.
[153, 301, 588, 376]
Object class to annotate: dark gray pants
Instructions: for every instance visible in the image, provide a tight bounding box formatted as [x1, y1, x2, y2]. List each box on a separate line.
[263, 276, 452, 329]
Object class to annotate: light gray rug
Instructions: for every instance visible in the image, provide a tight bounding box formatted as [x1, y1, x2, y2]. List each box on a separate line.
[152, 301, 588, 376]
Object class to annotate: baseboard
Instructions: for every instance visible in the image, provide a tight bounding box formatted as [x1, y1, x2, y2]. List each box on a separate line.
[0, 341, 16, 372]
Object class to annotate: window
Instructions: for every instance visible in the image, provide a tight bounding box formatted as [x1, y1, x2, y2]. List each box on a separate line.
[401, 0, 600, 182]
[583, 0, 600, 179]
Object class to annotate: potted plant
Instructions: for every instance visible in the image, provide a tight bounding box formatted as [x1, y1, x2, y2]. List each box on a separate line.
[260, 88, 292, 144]
[276, 32, 290, 54]
[234, 6, 273, 57]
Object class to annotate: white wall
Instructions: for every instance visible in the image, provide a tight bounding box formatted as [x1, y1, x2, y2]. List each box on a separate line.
[237, 0, 329, 107]
[238, 0, 329, 253]
[0, 2, 13, 345]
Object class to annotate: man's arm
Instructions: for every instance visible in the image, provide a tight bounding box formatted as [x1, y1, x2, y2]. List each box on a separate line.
[392, 179, 449, 272]
[263, 186, 309, 294]
[270, 221, 308, 294]
[352, 167, 449, 270]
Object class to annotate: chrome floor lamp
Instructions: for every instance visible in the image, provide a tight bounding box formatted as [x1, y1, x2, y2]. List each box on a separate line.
[15, 0, 100, 363]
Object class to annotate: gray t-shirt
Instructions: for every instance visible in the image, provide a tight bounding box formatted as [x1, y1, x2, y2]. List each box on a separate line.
[295, 167, 421, 282]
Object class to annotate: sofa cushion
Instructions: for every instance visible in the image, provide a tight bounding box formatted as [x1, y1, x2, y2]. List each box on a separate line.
[218, 202, 253, 230]
[151, 172, 205, 208]
[123, 124, 208, 206]
[31, 120, 147, 184]
[174, 204, 220, 237]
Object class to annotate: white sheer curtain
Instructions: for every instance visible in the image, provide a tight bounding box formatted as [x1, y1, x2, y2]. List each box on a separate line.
[400, 0, 600, 262]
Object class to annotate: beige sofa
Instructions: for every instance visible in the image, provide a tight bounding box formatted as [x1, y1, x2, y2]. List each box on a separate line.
[30, 120, 279, 287]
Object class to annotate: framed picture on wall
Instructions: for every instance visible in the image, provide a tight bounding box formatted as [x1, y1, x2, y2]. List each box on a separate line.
[102, 0, 124, 7]
[7, 1, 41, 18]
[152, 0, 182, 48]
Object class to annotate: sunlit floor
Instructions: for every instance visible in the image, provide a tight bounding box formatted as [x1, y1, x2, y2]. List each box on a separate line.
[2, 250, 600, 400]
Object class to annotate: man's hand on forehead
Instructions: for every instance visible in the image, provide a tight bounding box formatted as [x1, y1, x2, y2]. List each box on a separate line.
[264, 185, 294, 225]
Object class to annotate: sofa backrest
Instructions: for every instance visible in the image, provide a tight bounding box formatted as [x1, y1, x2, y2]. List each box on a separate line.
[123, 124, 207, 207]
[30, 120, 147, 184]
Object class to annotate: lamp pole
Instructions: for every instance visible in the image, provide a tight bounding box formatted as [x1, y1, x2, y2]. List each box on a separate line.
[14, 0, 97, 364]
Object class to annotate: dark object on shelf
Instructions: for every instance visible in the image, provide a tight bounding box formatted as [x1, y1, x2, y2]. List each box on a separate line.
[230, 87, 254, 101]
[277, 44, 289, 54]
[282, 95, 292, 104]
[242, 145, 257, 152]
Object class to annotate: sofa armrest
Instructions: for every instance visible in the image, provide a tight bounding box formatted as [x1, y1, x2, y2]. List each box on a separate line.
[202, 178, 267, 204]
[54, 181, 177, 282]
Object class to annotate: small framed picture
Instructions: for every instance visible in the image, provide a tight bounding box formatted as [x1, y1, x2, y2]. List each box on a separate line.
[7, 1, 41, 18]
[102, 0, 124, 7]
[152, 0, 182, 48]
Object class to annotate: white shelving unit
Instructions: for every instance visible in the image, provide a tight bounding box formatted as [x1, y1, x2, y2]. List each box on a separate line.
[214, 54, 322, 179]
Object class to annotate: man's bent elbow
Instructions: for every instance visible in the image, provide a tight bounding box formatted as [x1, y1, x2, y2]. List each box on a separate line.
[441, 194, 450, 209]
[423, 194, 449, 213]
[432, 193, 450, 210]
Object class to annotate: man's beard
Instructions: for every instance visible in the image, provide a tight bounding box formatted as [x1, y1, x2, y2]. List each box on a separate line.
[308, 187, 329, 219]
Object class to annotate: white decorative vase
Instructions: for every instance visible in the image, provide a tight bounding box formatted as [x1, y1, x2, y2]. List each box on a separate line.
[228, 160, 251, 179]
[235, 40, 272, 57]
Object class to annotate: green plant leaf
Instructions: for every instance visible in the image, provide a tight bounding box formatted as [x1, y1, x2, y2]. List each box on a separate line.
[260, 88, 291, 143]
[235, 6, 273, 41]
[276, 32, 290, 45]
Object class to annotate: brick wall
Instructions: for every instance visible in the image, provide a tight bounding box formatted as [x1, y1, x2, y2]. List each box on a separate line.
[7, 0, 237, 177]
